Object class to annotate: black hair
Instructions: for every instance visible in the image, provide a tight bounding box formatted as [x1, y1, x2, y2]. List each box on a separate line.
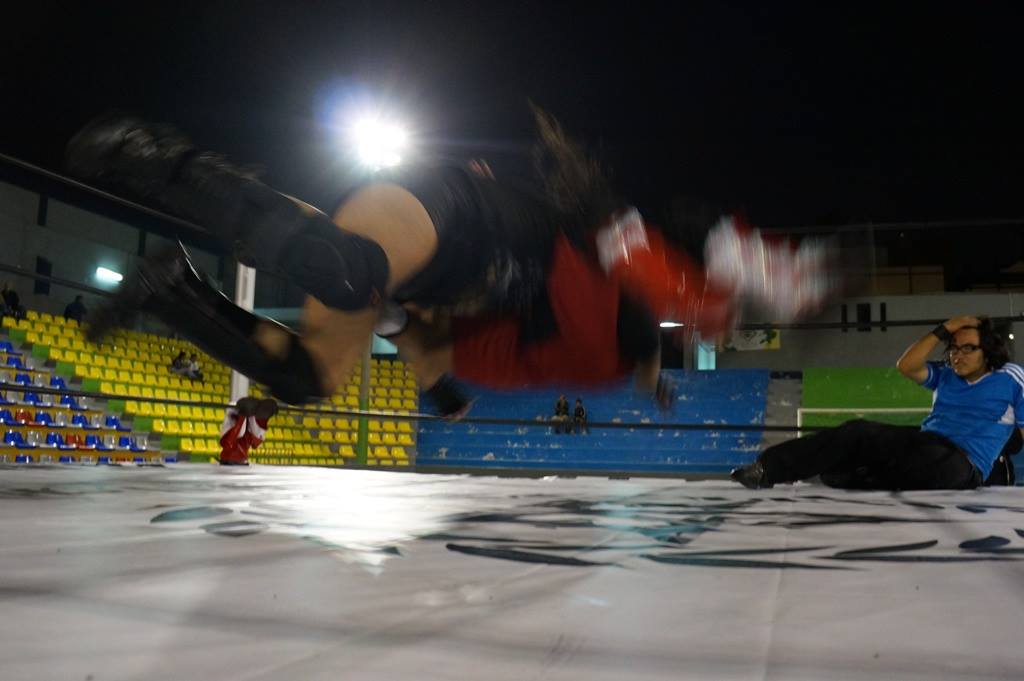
[949, 316, 1010, 371]
[530, 104, 626, 235]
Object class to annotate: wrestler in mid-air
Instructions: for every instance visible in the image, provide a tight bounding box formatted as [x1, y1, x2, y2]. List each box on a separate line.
[66, 107, 838, 413]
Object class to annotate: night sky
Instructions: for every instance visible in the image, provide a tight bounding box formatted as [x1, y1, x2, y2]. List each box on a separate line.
[2, 1, 1021, 229]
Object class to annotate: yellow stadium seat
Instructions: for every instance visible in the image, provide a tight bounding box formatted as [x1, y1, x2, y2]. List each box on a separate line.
[125, 401, 140, 415]
[398, 433, 415, 446]
[151, 419, 167, 433]
[391, 446, 408, 460]
[179, 421, 195, 435]
[402, 399, 417, 410]
[398, 421, 413, 433]
[382, 433, 398, 446]
[167, 405, 180, 418]
[318, 417, 333, 429]
[180, 438, 195, 453]
[100, 381, 114, 395]
[139, 402, 154, 416]
[1, 316, 15, 328]
[318, 431, 333, 442]
[302, 416, 317, 428]
[113, 383, 130, 396]
[165, 420, 182, 435]
[335, 431, 351, 444]
[128, 386, 142, 398]
[388, 398, 403, 410]
[373, 445, 390, 459]
[26, 310, 38, 321]
[340, 445, 356, 459]
[141, 387, 155, 398]
[166, 390, 179, 401]
[368, 419, 382, 431]
[345, 395, 359, 408]
[368, 432, 382, 445]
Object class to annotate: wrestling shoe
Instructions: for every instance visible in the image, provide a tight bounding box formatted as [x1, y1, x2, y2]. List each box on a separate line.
[730, 460, 774, 489]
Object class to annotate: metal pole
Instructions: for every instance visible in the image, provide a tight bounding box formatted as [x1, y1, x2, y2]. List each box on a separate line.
[229, 263, 256, 404]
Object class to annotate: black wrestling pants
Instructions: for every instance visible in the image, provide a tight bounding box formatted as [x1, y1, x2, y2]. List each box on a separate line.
[760, 420, 982, 490]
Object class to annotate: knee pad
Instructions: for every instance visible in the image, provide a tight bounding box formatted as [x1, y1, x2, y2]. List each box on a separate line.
[278, 215, 390, 310]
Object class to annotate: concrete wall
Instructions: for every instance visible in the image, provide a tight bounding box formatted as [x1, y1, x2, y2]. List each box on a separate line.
[717, 293, 1023, 370]
[0, 180, 223, 320]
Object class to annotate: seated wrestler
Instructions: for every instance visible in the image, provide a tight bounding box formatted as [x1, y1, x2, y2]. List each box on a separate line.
[731, 316, 1024, 491]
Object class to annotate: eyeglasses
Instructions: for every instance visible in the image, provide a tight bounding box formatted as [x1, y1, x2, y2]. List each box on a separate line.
[947, 344, 981, 356]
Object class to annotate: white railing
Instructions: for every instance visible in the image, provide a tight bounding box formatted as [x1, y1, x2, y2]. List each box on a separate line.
[796, 407, 931, 436]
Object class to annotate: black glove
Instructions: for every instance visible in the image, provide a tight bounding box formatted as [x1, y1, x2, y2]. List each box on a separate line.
[425, 374, 473, 420]
[655, 373, 677, 412]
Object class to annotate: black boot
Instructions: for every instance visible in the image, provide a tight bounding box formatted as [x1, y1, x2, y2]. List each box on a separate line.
[67, 113, 389, 311]
[87, 244, 330, 404]
[730, 460, 774, 489]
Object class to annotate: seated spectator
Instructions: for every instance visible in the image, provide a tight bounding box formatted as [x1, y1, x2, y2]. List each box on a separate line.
[170, 351, 189, 375]
[732, 316, 1024, 491]
[1, 282, 25, 320]
[63, 295, 88, 323]
[185, 353, 204, 382]
[572, 397, 588, 434]
[552, 394, 570, 434]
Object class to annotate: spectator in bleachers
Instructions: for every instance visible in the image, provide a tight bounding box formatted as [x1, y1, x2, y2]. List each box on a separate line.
[552, 394, 570, 434]
[572, 398, 588, 434]
[184, 353, 204, 382]
[170, 351, 189, 375]
[732, 316, 1024, 491]
[1, 282, 25, 320]
[63, 295, 88, 323]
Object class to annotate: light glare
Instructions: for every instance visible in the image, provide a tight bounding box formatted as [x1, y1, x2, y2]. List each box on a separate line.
[352, 117, 407, 168]
[95, 267, 123, 283]
[660, 322, 684, 328]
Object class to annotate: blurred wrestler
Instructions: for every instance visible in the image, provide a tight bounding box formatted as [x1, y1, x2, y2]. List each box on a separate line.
[66, 107, 836, 408]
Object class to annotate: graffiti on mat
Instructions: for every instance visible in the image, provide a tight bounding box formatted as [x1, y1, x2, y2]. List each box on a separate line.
[142, 491, 1024, 571]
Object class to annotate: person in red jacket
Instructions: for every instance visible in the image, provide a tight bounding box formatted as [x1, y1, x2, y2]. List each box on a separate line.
[219, 397, 278, 466]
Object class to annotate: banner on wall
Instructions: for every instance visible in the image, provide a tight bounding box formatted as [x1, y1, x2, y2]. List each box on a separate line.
[722, 329, 780, 351]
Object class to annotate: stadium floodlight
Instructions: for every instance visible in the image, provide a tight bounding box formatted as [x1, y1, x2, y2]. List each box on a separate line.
[660, 321, 684, 328]
[351, 117, 408, 169]
[95, 267, 123, 283]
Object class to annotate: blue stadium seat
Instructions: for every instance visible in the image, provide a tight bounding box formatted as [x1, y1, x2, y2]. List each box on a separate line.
[0, 409, 12, 424]
[105, 415, 131, 432]
[34, 412, 53, 426]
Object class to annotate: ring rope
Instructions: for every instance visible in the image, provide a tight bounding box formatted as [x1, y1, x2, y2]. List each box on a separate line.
[0, 380, 829, 433]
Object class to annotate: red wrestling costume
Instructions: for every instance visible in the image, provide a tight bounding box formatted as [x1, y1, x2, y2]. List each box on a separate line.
[218, 398, 278, 465]
[451, 210, 735, 388]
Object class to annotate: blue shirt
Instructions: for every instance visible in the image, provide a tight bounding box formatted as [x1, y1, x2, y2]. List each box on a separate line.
[920, 361, 1024, 479]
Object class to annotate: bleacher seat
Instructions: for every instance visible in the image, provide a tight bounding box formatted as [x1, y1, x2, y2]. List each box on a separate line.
[104, 415, 131, 432]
